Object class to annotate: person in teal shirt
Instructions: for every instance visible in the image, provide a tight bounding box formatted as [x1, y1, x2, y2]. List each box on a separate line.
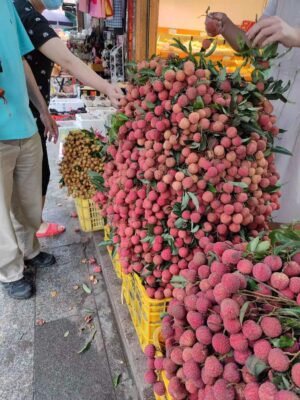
[0, 0, 58, 300]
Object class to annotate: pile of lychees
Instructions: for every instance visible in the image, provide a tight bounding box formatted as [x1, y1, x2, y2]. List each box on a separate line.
[144, 234, 300, 399]
[95, 38, 288, 298]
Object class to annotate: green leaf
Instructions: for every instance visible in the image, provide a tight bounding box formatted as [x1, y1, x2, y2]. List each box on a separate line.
[113, 373, 122, 388]
[239, 301, 250, 325]
[270, 336, 295, 349]
[181, 192, 190, 211]
[246, 355, 268, 377]
[207, 183, 217, 193]
[146, 101, 155, 110]
[173, 202, 182, 217]
[98, 240, 114, 247]
[171, 38, 189, 54]
[247, 236, 260, 253]
[160, 312, 169, 320]
[247, 277, 258, 291]
[231, 181, 249, 189]
[204, 40, 217, 57]
[188, 192, 200, 210]
[217, 67, 227, 82]
[77, 330, 97, 354]
[272, 146, 293, 156]
[193, 96, 204, 110]
[175, 218, 186, 229]
[256, 240, 271, 254]
[191, 224, 200, 233]
[82, 283, 92, 295]
[171, 275, 187, 288]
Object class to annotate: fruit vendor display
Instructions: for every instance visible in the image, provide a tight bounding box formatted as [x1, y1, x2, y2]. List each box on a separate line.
[60, 129, 106, 198]
[96, 38, 289, 298]
[144, 230, 300, 399]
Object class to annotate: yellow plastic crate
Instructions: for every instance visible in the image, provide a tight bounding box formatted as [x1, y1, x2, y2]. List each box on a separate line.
[75, 198, 104, 232]
[104, 225, 122, 279]
[122, 273, 171, 350]
[153, 328, 171, 400]
[154, 372, 171, 400]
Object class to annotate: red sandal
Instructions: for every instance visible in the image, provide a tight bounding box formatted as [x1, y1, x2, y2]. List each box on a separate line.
[36, 223, 66, 238]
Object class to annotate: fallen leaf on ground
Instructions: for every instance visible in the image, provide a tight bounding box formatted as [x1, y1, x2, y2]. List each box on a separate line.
[77, 330, 97, 354]
[93, 265, 102, 273]
[36, 319, 45, 326]
[83, 308, 95, 314]
[50, 290, 58, 298]
[81, 259, 88, 264]
[89, 275, 96, 282]
[73, 285, 79, 290]
[82, 283, 92, 294]
[113, 373, 122, 388]
[64, 331, 70, 338]
[70, 211, 78, 218]
[84, 315, 93, 324]
[74, 227, 80, 233]
[57, 203, 62, 207]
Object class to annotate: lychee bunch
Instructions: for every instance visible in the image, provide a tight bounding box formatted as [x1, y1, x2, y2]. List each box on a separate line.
[96, 37, 287, 298]
[145, 242, 300, 399]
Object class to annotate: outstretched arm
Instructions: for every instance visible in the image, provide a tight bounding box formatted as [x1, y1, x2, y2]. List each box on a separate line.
[23, 59, 58, 143]
[38, 37, 123, 107]
[205, 12, 249, 51]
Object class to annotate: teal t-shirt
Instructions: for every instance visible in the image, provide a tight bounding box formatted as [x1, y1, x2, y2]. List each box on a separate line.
[0, 0, 37, 140]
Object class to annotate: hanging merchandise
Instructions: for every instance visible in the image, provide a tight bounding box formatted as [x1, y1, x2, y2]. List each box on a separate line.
[104, 0, 114, 17]
[105, 0, 125, 31]
[78, 0, 90, 13]
[89, 0, 105, 18]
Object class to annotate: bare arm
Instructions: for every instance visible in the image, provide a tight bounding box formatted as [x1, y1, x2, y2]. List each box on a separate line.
[23, 59, 58, 142]
[38, 37, 123, 107]
[205, 13, 250, 51]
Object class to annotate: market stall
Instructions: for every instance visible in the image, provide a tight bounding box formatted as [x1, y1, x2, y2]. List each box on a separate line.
[133, 0, 267, 62]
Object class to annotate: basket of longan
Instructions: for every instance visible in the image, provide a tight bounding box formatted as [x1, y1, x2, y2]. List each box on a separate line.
[59, 129, 106, 232]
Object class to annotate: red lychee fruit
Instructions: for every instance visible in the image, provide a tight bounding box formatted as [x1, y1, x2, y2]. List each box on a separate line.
[144, 370, 157, 384]
[291, 363, 300, 387]
[220, 299, 240, 320]
[223, 362, 241, 383]
[244, 382, 259, 400]
[144, 344, 156, 358]
[258, 382, 278, 400]
[268, 348, 290, 372]
[260, 316, 282, 338]
[229, 333, 248, 352]
[183, 360, 202, 380]
[253, 339, 272, 362]
[242, 320, 262, 341]
[253, 263, 272, 282]
[270, 272, 289, 290]
[204, 355, 223, 378]
[212, 333, 231, 355]
[153, 381, 166, 396]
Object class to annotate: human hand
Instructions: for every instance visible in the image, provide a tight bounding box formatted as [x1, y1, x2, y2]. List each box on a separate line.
[105, 83, 124, 108]
[40, 112, 59, 143]
[205, 12, 227, 37]
[246, 16, 300, 48]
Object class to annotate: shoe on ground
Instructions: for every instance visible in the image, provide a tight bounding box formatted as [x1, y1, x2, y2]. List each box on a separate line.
[2, 278, 34, 300]
[25, 252, 56, 268]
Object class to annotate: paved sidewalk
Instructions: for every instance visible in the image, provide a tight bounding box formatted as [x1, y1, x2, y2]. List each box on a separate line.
[0, 142, 138, 400]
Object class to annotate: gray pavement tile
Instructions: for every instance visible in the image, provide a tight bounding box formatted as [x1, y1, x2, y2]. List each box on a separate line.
[35, 244, 95, 322]
[85, 242, 139, 400]
[0, 289, 34, 400]
[34, 316, 116, 400]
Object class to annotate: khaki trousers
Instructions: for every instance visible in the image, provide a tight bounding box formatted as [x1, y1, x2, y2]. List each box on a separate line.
[0, 133, 42, 283]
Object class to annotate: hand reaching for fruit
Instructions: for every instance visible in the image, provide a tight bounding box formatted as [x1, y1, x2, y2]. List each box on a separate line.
[104, 83, 124, 108]
[205, 12, 226, 37]
[246, 16, 300, 48]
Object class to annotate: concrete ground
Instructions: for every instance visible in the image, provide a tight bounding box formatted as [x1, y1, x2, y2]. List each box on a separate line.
[0, 142, 140, 400]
